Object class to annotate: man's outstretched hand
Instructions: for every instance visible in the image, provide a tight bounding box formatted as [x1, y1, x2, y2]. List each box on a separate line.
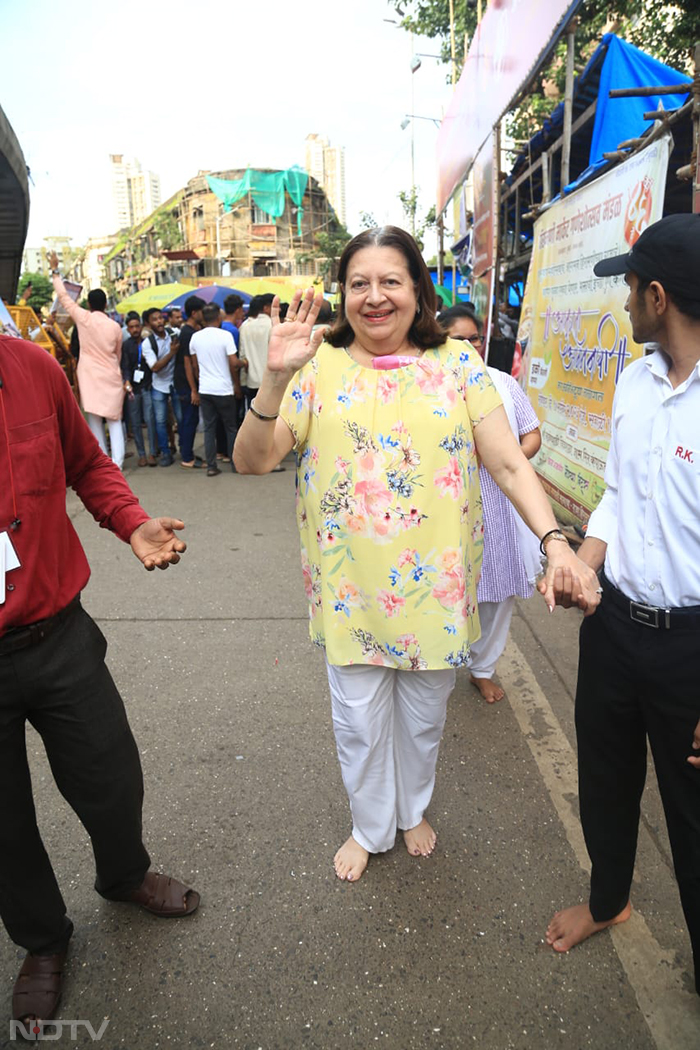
[688, 718, 700, 769]
[130, 518, 186, 571]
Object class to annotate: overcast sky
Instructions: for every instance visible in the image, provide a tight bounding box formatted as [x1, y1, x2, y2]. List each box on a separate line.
[3, 0, 453, 254]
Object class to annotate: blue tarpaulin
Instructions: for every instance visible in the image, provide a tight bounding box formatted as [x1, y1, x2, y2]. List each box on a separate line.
[576, 34, 692, 192]
[505, 34, 692, 204]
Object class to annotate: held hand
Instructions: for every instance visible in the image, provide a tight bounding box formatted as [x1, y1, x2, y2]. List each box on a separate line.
[130, 517, 186, 571]
[688, 718, 700, 768]
[537, 544, 602, 616]
[267, 289, 325, 377]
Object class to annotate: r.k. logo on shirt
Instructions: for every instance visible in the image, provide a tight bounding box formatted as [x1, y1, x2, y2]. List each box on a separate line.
[674, 446, 696, 465]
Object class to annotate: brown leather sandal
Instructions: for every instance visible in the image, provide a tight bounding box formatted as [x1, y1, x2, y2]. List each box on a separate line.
[129, 872, 200, 917]
[12, 950, 67, 1024]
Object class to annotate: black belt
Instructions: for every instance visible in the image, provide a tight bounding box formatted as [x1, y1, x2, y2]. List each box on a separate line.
[0, 595, 81, 655]
[602, 574, 700, 630]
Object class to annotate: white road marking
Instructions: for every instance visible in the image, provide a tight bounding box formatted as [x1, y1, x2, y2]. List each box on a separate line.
[500, 637, 700, 1050]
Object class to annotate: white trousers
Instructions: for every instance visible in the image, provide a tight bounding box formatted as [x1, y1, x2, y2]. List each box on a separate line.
[86, 412, 125, 470]
[468, 597, 515, 678]
[326, 661, 455, 854]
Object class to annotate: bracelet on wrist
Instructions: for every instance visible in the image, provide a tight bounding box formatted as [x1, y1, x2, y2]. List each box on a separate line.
[249, 397, 279, 422]
[539, 529, 570, 556]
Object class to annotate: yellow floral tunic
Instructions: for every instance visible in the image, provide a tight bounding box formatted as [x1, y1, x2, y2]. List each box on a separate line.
[280, 339, 502, 670]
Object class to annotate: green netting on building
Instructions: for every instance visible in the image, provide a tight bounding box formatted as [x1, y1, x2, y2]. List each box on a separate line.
[206, 167, 309, 235]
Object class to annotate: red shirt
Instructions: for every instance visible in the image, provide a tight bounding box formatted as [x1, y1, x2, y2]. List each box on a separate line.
[0, 336, 150, 636]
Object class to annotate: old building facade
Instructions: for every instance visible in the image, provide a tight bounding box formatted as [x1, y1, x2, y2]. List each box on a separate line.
[104, 168, 342, 302]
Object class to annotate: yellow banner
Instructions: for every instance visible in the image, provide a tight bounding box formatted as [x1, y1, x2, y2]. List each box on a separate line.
[519, 136, 671, 524]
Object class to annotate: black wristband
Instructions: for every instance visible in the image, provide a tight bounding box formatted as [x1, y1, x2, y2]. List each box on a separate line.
[539, 528, 568, 556]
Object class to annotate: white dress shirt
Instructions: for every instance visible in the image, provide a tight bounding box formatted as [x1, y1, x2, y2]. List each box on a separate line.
[587, 350, 700, 608]
[239, 314, 271, 389]
[142, 332, 175, 392]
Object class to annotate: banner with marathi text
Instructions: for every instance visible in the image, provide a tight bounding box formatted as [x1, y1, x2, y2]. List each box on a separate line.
[518, 135, 671, 524]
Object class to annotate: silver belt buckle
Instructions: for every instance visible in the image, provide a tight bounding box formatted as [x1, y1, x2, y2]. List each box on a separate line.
[629, 601, 660, 628]
[629, 601, 672, 628]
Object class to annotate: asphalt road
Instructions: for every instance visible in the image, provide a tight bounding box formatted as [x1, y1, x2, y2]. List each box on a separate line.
[1, 442, 699, 1050]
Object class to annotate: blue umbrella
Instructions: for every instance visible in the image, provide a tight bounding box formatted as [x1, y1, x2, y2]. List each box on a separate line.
[163, 284, 252, 311]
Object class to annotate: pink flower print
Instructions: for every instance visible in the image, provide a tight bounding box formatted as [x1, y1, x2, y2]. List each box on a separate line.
[434, 457, 463, 500]
[345, 511, 369, 535]
[397, 548, 417, 568]
[377, 373, 399, 403]
[432, 566, 466, 610]
[335, 456, 351, 475]
[396, 632, 418, 649]
[356, 450, 384, 478]
[377, 589, 406, 618]
[416, 363, 446, 395]
[373, 511, 396, 538]
[369, 653, 387, 666]
[438, 548, 461, 571]
[301, 559, 313, 600]
[318, 530, 338, 551]
[355, 478, 393, 517]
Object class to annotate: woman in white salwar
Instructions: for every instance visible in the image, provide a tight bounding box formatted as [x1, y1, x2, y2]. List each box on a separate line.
[235, 227, 600, 883]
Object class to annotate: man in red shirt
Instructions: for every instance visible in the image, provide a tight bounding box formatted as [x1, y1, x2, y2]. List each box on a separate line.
[0, 335, 200, 1028]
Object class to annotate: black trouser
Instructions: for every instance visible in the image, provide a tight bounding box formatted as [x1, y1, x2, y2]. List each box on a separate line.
[0, 602, 150, 955]
[200, 393, 238, 470]
[576, 577, 700, 993]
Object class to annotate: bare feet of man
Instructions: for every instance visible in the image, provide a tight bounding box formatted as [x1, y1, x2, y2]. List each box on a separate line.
[402, 817, 437, 857]
[334, 836, 369, 882]
[470, 674, 504, 703]
[546, 901, 632, 952]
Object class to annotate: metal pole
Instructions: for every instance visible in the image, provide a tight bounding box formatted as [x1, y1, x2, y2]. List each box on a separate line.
[438, 214, 445, 287]
[561, 21, 576, 190]
[693, 43, 700, 214]
[449, 0, 457, 300]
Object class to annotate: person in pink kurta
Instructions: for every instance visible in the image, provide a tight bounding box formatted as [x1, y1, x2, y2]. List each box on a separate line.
[49, 251, 126, 468]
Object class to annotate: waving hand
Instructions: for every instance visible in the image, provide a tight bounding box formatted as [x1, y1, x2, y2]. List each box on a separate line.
[267, 289, 327, 377]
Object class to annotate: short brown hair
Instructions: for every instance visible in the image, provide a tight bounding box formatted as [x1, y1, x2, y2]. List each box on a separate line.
[325, 226, 447, 351]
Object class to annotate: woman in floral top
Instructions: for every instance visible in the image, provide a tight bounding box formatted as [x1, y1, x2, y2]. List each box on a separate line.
[235, 227, 600, 884]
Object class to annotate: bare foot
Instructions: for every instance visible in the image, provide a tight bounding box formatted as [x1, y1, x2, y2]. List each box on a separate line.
[470, 674, 504, 703]
[334, 836, 369, 882]
[546, 901, 632, 952]
[402, 818, 436, 857]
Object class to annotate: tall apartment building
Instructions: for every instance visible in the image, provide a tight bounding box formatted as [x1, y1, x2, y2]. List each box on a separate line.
[304, 134, 346, 226]
[110, 154, 161, 230]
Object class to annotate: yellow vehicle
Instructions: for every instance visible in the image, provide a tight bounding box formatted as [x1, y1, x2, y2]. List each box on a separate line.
[7, 304, 78, 395]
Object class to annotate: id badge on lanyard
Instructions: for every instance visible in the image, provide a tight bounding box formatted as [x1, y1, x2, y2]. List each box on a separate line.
[133, 343, 145, 385]
[0, 530, 21, 605]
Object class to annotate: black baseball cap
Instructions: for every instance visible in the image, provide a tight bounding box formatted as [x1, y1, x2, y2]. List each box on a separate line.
[593, 213, 700, 300]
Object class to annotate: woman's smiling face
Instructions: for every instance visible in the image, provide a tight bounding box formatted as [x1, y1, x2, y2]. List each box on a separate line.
[343, 246, 418, 353]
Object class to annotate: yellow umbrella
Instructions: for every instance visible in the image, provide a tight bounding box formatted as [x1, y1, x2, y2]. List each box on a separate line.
[231, 276, 324, 302]
[115, 283, 196, 315]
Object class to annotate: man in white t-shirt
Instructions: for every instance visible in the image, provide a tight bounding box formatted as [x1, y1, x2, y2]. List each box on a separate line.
[189, 304, 240, 477]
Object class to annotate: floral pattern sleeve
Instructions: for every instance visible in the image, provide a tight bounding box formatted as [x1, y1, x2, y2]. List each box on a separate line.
[458, 346, 502, 427]
[279, 357, 319, 451]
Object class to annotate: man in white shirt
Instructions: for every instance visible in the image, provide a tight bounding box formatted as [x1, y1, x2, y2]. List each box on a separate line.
[189, 304, 240, 477]
[239, 294, 286, 471]
[141, 309, 179, 467]
[239, 294, 273, 411]
[544, 214, 700, 997]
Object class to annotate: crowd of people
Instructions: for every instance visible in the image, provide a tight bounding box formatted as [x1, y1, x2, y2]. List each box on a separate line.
[2, 216, 700, 1030]
[48, 254, 289, 478]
